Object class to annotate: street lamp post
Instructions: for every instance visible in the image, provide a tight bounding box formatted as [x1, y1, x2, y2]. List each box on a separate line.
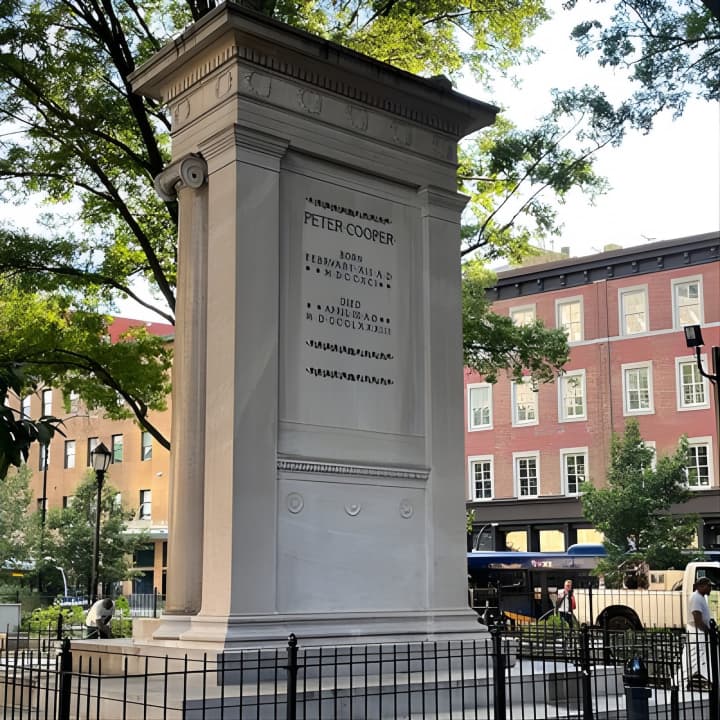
[683, 325, 720, 489]
[90, 442, 112, 604]
[473, 522, 499, 551]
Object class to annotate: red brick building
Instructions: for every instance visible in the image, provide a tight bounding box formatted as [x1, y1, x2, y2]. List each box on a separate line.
[466, 232, 720, 553]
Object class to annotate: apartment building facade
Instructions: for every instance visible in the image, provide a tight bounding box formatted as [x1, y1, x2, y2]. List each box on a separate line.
[20, 318, 173, 596]
[466, 232, 720, 554]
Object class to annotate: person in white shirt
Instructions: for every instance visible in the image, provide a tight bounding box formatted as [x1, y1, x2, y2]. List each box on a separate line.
[85, 598, 115, 639]
[555, 579, 576, 626]
[681, 577, 713, 690]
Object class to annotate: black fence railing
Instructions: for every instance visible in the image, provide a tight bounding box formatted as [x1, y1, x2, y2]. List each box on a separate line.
[0, 621, 718, 719]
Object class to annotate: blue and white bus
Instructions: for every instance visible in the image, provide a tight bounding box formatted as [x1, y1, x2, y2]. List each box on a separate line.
[467, 544, 606, 625]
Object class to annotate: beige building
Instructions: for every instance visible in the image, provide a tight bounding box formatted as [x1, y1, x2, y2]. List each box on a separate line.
[21, 319, 172, 596]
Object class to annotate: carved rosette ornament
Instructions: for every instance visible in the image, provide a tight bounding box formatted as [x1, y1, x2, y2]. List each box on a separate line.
[154, 154, 208, 202]
[298, 89, 322, 114]
[286, 492, 304, 514]
[344, 502, 362, 517]
[399, 499, 414, 519]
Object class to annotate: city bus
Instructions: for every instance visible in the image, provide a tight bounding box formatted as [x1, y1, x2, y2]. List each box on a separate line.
[467, 544, 606, 625]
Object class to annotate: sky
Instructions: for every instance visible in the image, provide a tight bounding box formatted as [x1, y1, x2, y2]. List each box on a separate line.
[458, 3, 720, 259]
[2, 3, 718, 318]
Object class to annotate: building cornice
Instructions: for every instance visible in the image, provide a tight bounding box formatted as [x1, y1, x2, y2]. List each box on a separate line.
[489, 231, 720, 301]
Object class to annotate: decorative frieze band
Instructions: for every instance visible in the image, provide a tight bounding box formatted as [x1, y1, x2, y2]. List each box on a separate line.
[277, 459, 430, 482]
[163, 43, 462, 136]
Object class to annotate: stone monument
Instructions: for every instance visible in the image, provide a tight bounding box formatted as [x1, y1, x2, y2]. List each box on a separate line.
[131, 1, 497, 648]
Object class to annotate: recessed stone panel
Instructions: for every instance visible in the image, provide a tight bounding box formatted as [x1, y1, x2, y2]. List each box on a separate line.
[280, 161, 421, 439]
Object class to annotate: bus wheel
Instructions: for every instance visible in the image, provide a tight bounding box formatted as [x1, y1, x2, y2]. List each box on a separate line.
[601, 609, 641, 632]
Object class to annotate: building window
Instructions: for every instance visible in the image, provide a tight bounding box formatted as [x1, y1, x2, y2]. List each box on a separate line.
[510, 305, 535, 326]
[139, 489, 152, 519]
[21, 395, 31, 418]
[562, 449, 587, 496]
[514, 452, 539, 498]
[64, 440, 76, 469]
[111, 434, 124, 463]
[619, 286, 648, 335]
[468, 384, 492, 430]
[559, 370, 587, 422]
[42, 388, 52, 416]
[676, 357, 709, 410]
[556, 298, 583, 342]
[622, 362, 654, 415]
[469, 456, 493, 500]
[686, 439, 712, 489]
[68, 390, 80, 413]
[141, 431, 153, 461]
[643, 441, 657, 470]
[114, 492, 122, 509]
[62, 495, 74, 508]
[672, 277, 702, 328]
[87, 437, 99, 466]
[512, 378, 538, 426]
[37, 498, 47, 513]
[39, 443, 49, 471]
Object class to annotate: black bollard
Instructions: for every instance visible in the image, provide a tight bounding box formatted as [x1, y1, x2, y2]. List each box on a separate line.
[623, 656, 651, 720]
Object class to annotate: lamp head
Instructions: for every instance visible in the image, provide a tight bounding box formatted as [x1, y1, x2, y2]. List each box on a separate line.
[91, 442, 112, 473]
[684, 325, 704, 348]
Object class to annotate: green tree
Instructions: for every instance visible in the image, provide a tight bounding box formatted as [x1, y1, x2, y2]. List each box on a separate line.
[0, 361, 65, 479]
[0, 0, 613, 468]
[462, 260, 569, 384]
[567, 0, 719, 132]
[581, 419, 698, 587]
[43, 472, 147, 598]
[0, 463, 33, 565]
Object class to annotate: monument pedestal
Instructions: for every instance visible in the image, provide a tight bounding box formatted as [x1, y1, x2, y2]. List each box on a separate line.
[131, 3, 497, 650]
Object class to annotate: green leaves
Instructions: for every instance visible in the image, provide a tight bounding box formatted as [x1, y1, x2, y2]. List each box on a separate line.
[0, 363, 65, 478]
[569, 0, 720, 132]
[581, 419, 698, 585]
[44, 472, 148, 597]
[462, 260, 570, 385]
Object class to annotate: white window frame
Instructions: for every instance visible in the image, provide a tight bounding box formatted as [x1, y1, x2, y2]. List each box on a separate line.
[511, 378, 539, 427]
[139, 489, 152, 520]
[21, 395, 31, 418]
[510, 304, 536, 326]
[556, 296, 584, 343]
[513, 451, 540, 498]
[87, 437, 99, 466]
[676, 355, 710, 411]
[468, 455, 494, 501]
[622, 361, 654, 415]
[111, 433, 124, 464]
[467, 383, 493, 431]
[64, 440, 76, 470]
[68, 390, 80, 413]
[643, 440, 657, 470]
[671, 276, 703, 329]
[42, 388, 52, 416]
[141, 431, 153, 461]
[619, 285, 649, 336]
[561, 447, 588, 496]
[686, 437, 713, 490]
[558, 370, 587, 422]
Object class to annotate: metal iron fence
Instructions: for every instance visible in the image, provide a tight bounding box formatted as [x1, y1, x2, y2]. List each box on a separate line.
[126, 591, 165, 618]
[0, 621, 718, 719]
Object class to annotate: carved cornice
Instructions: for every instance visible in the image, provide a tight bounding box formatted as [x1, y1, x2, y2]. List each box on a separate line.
[162, 44, 462, 137]
[277, 459, 430, 482]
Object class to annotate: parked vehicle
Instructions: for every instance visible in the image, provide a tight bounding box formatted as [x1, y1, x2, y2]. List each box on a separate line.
[573, 561, 720, 630]
[468, 545, 606, 625]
